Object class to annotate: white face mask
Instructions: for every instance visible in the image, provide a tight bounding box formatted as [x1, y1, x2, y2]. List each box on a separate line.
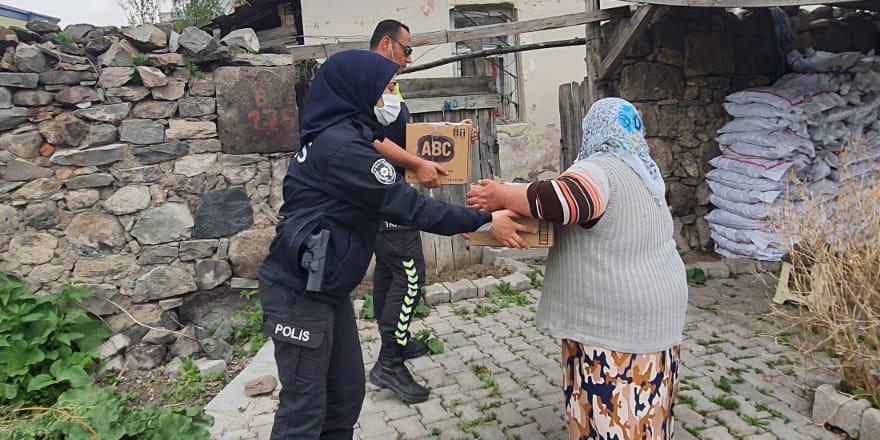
[374, 93, 402, 126]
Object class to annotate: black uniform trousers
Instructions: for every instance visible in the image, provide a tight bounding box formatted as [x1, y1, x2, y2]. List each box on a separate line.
[263, 281, 365, 440]
[372, 228, 427, 347]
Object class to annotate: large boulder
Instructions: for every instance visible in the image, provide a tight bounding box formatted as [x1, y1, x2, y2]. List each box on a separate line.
[122, 24, 167, 50]
[179, 26, 217, 56]
[220, 28, 259, 53]
[228, 228, 274, 279]
[130, 203, 194, 245]
[13, 43, 55, 73]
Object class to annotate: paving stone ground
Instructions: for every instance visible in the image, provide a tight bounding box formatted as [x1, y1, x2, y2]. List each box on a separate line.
[207, 270, 843, 440]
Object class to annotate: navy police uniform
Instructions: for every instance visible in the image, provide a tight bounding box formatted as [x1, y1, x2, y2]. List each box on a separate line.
[371, 99, 426, 351]
[258, 50, 491, 439]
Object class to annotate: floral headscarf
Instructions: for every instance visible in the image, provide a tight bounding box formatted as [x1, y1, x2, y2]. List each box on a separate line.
[578, 97, 666, 201]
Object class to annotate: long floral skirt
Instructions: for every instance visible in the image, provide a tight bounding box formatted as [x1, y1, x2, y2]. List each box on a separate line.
[562, 339, 681, 440]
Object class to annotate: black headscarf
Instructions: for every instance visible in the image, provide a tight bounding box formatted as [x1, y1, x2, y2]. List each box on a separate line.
[300, 50, 400, 145]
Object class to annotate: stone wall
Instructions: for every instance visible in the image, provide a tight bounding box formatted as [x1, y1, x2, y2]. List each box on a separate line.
[0, 20, 296, 362]
[599, 6, 878, 253]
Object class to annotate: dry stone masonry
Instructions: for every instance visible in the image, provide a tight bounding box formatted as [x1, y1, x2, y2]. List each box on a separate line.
[600, 6, 879, 253]
[0, 19, 298, 371]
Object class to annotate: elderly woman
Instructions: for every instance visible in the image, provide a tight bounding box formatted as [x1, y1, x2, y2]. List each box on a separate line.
[468, 97, 688, 440]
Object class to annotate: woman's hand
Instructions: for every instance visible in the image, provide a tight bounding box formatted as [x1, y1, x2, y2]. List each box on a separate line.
[462, 119, 479, 144]
[489, 210, 536, 249]
[467, 179, 506, 212]
[415, 160, 449, 188]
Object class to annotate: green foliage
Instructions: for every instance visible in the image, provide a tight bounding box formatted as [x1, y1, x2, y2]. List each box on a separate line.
[474, 302, 497, 317]
[132, 53, 151, 67]
[0, 272, 211, 439]
[414, 329, 444, 355]
[528, 271, 542, 289]
[414, 302, 431, 319]
[488, 283, 533, 308]
[361, 291, 375, 320]
[686, 268, 707, 287]
[172, 0, 222, 31]
[3, 384, 212, 440]
[162, 359, 205, 403]
[232, 290, 265, 358]
[0, 273, 107, 408]
[710, 395, 740, 411]
[186, 62, 206, 80]
[52, 32, 75, 44]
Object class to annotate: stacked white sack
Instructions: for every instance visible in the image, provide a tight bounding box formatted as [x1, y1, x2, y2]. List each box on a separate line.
[706, 49, 880, 261]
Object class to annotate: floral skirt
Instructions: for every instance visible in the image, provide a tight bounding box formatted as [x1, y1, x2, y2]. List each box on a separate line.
[562, 340, 681, 440]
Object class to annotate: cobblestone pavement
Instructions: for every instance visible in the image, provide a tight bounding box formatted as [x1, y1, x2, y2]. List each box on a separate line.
[208, 272, 843, 440]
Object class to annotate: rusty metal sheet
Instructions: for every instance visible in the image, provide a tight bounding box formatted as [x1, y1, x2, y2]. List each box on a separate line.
[215, 66, 299, 154]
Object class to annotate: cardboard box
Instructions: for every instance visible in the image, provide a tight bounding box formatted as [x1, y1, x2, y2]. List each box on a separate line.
[467, 217, 555, 248]
[405, 123, 472, 185]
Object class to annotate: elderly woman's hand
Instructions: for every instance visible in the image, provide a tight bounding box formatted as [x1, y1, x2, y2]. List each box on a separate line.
[467, 179, 506, 212]
[489, 210, 536, 249]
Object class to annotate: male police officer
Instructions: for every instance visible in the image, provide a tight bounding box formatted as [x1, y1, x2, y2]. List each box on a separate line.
[259, 49, 530, 439]
[367, 20, 478, 403]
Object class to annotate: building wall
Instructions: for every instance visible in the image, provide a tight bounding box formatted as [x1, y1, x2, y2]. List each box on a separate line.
[0, 17, 25, 28]
[301, 0, 623, 181]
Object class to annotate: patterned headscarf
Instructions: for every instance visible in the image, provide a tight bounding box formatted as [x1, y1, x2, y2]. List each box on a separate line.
[578, 97, 666, 201]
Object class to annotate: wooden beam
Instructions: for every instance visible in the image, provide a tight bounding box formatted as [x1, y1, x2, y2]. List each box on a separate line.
[617, 0, 858, 7]
[398, 77, 496, 99]
[583, 0, 603, 109]
[598, 5, 666, 80]
[407, 94, 501, 114]
[402, 37, 589, 74]
[284, 7, 630, 62]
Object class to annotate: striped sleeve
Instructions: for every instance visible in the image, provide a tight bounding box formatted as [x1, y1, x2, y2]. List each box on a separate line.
[526, 160, 609, 226]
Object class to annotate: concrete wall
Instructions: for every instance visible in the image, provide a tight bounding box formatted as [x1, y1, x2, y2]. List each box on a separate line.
[301, 0, 621, 181]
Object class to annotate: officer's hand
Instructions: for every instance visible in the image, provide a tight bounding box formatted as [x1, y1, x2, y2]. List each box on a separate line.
[489, 210, 535, 249]
[416, 160, 449, 188]
[462, 119, 479, 145]
[467, 179, 504, 212]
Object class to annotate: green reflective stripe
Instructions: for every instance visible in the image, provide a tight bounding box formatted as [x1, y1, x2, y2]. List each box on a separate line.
[403, 296, 415, 307]
[407, 285, 418, 292]
[407, 275, 419, 284]
[401, 304, 413, 314]
[396, 338, 408, 346]
[397, 322, 408, 332]
[399, 311, 411, 323]
[405, 268, 417, 277]
[402, 259, 415, 269]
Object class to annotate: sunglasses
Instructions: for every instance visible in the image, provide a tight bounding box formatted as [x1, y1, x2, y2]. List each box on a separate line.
[388, 36, 413, 57]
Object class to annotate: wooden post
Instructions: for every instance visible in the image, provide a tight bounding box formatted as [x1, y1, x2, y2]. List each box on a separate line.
[583, 0, 603, 107]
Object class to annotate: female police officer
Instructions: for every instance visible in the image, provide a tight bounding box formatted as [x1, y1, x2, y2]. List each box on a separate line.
[258, 50, 531, 439]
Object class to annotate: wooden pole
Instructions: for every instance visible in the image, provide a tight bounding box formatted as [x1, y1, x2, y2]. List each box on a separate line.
[402, 37, 588, 74]
[584, 0, 603, 107]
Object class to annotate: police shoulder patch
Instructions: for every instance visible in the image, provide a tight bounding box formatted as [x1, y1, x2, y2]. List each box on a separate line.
[371, 158, 396, 185]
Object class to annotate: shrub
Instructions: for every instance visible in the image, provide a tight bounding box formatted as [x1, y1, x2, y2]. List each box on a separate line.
[773, 143, 880, 408]
[0, 273, 107, 408]
[132, 53, 151, 67]
[52, 32, 75, 44]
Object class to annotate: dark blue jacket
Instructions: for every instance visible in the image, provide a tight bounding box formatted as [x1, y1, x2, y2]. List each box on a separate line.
[258, 114, 491, 306]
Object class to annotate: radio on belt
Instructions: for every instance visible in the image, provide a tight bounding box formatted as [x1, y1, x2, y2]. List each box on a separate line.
[405, 122, 473, 185]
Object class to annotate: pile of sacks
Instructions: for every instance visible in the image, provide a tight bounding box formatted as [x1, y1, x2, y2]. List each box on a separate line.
[705, 49, 880, 261]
